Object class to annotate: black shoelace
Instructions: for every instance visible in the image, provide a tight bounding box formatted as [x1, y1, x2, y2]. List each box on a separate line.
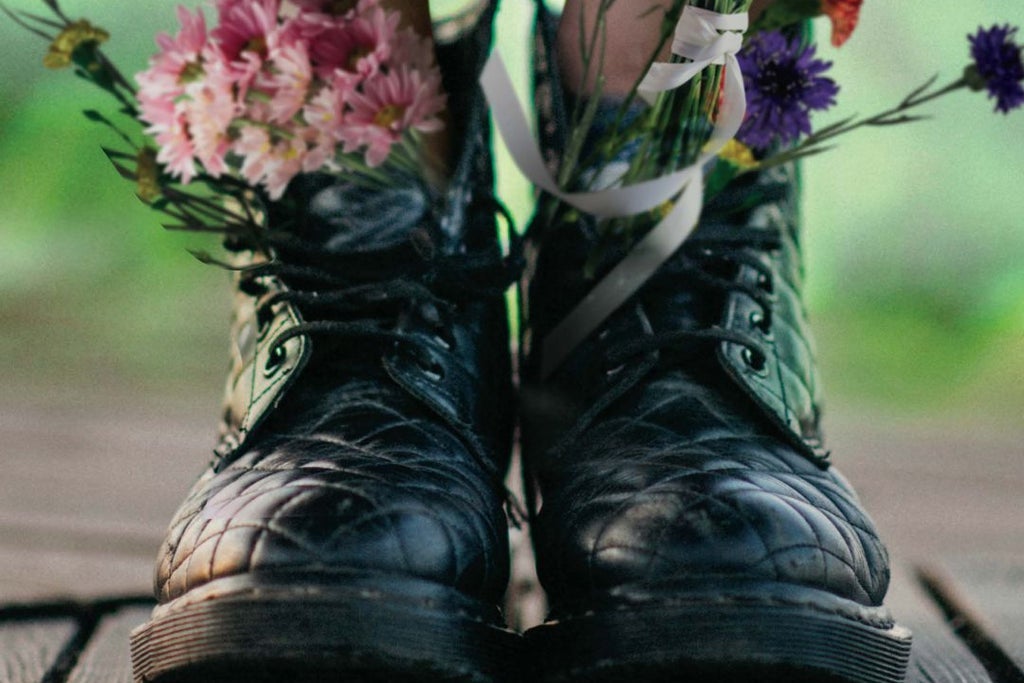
[604, 222, 783, 372]
[235, 225, 522, 370]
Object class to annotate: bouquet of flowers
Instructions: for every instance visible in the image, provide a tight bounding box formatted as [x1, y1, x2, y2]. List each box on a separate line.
[4, 0, 449, 249]
[500, 0, 1023, 370]
[549, 0, 1023, 230]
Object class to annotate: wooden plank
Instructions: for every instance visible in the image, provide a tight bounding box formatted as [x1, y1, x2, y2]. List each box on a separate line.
[922, 560, 1024, 680]
[68, 607, 151, 683]
[0, 617, 77, 683]
[886, 564, 994, 683]
[829, 416, 1024, 561]
[0, 403, 206, 604]
[0, 547, 154, 604]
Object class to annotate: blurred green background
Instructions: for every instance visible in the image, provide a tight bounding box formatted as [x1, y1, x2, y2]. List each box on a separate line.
[1, 0, 1021, 424]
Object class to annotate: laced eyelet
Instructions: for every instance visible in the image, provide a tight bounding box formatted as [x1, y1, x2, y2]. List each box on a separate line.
[263, 344, 287, 377]
[742, 347, 769, 375]
[749, 309, 773, 337]
[256, 306, 274, 340]
[418, 358, 445, 382]
[756, 272, 775, 295]
[605, 363, 625, 380]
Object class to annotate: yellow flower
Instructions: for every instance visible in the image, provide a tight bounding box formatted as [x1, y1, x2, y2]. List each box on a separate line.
[718, 139, 759, 170]
[136, 147, 161, 204]
[44, 19, 110, 70]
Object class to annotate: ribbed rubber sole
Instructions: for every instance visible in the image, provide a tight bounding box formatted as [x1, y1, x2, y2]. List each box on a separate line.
[129, 574, 522, 683]
[526, 587, 913, 683]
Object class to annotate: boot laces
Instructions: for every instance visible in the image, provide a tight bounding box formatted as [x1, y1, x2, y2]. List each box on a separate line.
[232, 197, 522, 369]
[604, 221, 783, 372]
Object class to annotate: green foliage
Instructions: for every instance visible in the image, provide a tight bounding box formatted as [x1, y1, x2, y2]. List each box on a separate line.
[0, 0, 1020, 419]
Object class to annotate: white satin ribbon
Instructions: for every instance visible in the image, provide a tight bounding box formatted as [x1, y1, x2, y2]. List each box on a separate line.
[480, 5, 749, 377]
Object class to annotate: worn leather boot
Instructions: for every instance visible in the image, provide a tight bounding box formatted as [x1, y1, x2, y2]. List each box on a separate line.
[129, 4, 522, 682]
[518, 5, 912, 682]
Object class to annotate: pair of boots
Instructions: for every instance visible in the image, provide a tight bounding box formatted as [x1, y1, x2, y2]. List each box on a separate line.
[130, 3, 911, 682]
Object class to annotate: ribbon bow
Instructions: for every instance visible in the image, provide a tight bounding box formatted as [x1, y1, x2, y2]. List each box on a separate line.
[481, 6, 749, 377]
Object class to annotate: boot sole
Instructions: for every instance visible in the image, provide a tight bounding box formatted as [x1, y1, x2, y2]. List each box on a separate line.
[130, 572, 522, 683]
[526, 583, 912, 683]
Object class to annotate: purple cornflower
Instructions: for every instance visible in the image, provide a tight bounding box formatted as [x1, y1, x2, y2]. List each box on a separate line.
[736, 31, 839, 151]
[968, 24, 1024, 114]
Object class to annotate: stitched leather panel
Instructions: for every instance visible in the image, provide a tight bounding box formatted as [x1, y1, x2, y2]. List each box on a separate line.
[216, 252, 310, 459]
[717, 163, 827, 456]
[529, 367, 891, 616]
[158, 352, 511, 605]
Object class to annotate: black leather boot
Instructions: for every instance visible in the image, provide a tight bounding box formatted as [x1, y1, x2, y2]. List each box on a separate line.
[129, 4, 522, 681]
[518, 5, 912, 682]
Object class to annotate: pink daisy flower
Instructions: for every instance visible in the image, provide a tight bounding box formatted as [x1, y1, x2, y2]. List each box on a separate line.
[303, 82, 347, 138]
[150, 109, 198, 184]
[345, 65, 446, 166]
[234, 124, 307, 199]
[213, 0, 294, 66]
[307, 5, 397, 83]
[300, 125, 337, 173]
[390, 25, 438, 74]
[182, 59, 239, 177]
[136, 6, 210, 126]
[255, 41, 314, 124]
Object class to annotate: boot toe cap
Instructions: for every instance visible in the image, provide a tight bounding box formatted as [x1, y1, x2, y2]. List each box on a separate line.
[156, 442, 507, 604]
[535, 431, 890, 612]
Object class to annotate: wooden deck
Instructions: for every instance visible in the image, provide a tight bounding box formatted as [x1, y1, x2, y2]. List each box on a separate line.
[2, 389, 1022, 681]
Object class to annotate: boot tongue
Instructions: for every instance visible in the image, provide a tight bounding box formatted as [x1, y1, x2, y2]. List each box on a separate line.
[287, 173, 434, 254]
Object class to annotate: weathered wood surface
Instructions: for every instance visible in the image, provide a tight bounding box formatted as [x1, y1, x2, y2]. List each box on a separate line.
[0, 617, 76, 683]
[67, 606, 150, 683]
[2, 388, 1023, 681]
[888, 566, 996, 683]
[918, 562, 1024, 683]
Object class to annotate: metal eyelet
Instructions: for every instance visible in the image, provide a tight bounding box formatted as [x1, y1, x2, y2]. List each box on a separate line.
[263, 344, 287, 377]
[742, 347, 769, 375]
[410, 348, 445, 382]
[749, 310, 773, 337]
[256, 307, 274, 340]
[605, 363, 626, 380]
[419, 360, 445, 382]
[756, 272, 775, 295]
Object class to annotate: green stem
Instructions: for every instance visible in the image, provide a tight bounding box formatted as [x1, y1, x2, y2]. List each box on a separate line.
[757, 76, 970, 171]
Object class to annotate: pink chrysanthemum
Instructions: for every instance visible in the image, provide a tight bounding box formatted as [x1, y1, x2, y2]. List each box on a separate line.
[304, 82, 347, 138]
[133, 0, 446, 197]
[255, 41, 314, 123]
[345, 66, 446, 166]
[234, 124, 307, 199]
[307, 5, 398, 83]
[390, 25, 437, 74]
[137, 6, 210, 131]
[213, 0, 292, 65]
[182, 59, 239, 177]
[150, 109, 198, 183]
[138, 6, 209, 89]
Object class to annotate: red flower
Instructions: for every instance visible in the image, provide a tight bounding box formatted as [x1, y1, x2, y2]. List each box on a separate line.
[821, 0, 862, 47]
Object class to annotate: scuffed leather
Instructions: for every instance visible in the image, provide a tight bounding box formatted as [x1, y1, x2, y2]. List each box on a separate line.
[528, 367, 890, 617]
[523, 0, 890, 617]
[154, 5, 514, 611]
[159, 348, 511, 605]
